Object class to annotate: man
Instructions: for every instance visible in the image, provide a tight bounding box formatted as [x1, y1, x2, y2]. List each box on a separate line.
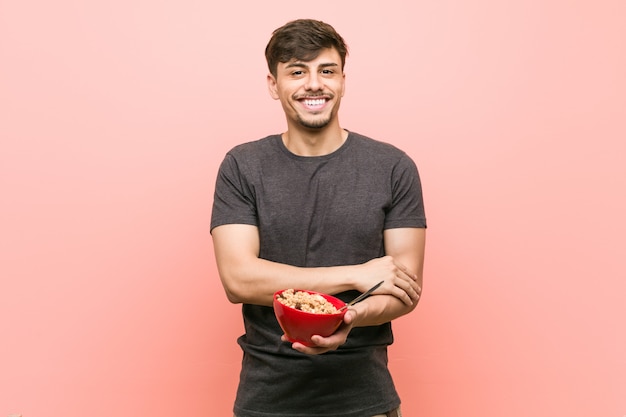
[211, 19, 426, 417]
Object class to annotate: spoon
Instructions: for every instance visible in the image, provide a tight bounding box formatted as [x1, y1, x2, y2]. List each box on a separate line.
[339, 280, 384, 311]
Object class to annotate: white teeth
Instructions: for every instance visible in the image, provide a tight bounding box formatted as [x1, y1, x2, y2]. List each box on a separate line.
[304, 99, 325, 106]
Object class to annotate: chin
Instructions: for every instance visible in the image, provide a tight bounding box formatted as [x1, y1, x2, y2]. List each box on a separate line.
[298, 116, 332, 129]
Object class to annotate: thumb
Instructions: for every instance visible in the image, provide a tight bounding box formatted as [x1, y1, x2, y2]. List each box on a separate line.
[343, 308, 357, 325]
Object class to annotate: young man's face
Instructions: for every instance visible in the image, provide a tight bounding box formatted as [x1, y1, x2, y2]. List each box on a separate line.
[267, 47, 345, 131]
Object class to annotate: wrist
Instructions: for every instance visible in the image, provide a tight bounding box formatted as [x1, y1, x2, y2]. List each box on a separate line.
[342, 263, 362, 291]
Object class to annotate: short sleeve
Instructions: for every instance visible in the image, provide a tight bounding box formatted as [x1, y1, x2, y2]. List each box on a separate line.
[210, 153, 258, 232]
[384, 154, 427, 230]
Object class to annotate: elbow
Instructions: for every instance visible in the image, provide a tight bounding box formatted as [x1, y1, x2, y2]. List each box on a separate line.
[391, 294, 420, 320]
[215, 263, 272, 306]
[215, 259, 254, 304]
[394, 299, 418, 318]
[224, 289, 242, 304]
[221, 280, 246, 304]
[217, 269, 245, 304]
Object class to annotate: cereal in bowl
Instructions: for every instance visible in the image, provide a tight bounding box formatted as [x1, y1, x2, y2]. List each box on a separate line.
[276, 289, 340, 314]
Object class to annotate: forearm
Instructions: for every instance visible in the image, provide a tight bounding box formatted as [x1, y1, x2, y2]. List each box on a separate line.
[216, 256, 359, 306]
[351, 293, 418, 327]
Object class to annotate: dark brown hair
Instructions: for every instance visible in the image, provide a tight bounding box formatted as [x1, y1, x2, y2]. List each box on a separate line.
[265, 19, 349, 77]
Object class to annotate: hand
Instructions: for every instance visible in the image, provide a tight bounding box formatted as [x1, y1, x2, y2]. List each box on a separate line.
[355, 256, 421, 306]
[283, 308, 358, 355]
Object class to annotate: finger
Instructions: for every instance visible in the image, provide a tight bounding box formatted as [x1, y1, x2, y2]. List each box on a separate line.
[401, 275, 419, 292]
[395, 276, 418, 303]
[395, 261, 417, 281]
[393, 285, 413, 306]
[291, 343, 329, 355]
[307, 337, 340, 353]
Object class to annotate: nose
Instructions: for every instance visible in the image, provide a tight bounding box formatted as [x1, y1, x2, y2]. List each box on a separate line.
[304, 72, 323, 91]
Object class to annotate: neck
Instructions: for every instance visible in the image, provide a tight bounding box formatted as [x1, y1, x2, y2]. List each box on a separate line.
[282, 124, 348, 157]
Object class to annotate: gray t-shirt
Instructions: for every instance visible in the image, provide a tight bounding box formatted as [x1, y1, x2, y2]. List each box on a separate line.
[211, 132, 426, 417]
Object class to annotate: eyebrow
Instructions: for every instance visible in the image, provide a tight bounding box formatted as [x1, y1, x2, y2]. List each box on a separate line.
[284, 61, 339, 70]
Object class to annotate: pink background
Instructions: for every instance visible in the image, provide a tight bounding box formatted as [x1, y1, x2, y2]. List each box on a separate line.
[1, 1, 625, 416]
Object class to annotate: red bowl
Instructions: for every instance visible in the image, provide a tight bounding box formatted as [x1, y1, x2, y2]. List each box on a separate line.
[273, 289, 347, 347]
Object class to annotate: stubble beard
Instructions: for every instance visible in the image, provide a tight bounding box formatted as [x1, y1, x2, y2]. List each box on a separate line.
[297, 114, 332, 129]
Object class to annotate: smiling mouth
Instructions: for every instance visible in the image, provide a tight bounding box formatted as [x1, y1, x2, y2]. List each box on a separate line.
[299, 97, 329, 111]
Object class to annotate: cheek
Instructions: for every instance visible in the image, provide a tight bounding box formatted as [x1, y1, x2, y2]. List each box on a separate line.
[337, 80, 346, 97]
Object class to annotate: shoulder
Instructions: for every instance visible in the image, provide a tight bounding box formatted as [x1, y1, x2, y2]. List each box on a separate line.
[347, 131, 414, 165]
[349, 131, 403, 153]
[226, 134, 281, 158]
[219, 135, 285, 175]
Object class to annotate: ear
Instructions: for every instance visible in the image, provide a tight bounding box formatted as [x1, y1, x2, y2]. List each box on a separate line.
[341, 72, 346, 97]
[267, 73, 279, 100]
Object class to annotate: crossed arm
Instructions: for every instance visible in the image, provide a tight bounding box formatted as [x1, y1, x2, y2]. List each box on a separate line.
[211, 224, 426, 353]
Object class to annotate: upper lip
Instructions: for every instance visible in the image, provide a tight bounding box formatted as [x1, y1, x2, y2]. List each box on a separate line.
[295, 93, 331, 100]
